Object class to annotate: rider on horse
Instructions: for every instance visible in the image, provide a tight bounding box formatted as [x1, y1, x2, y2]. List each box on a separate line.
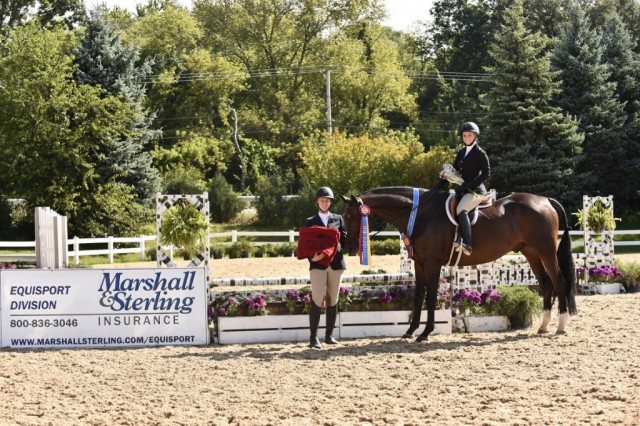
[441, 122, 491, 256]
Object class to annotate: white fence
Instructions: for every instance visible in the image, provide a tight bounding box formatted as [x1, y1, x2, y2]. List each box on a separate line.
[1, 230, 639, 266]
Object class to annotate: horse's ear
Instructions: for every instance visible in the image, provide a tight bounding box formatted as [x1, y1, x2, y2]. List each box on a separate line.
[339, 195, 350, 203]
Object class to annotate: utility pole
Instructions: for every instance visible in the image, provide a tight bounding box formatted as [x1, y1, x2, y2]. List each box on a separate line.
[325, 69, 332, 134]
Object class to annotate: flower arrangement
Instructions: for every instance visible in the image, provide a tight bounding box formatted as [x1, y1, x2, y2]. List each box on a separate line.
[0, 263, 17, 269]
[338, 287, 352, 311]
[451, 288, 503, 316]
[244, 294, 268, 316]
[577, 264, 625, 284]
[210, 281, 452, 319]
[284, 288, 313, 314]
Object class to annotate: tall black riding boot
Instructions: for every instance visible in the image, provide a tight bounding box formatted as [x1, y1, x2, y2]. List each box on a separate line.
[455, 210, 473, 256]
[309, 302, 322, 349]
[324, 305, 339, 345]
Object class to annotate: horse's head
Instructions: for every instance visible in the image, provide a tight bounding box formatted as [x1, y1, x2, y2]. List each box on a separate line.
[340, 194, 362, 256]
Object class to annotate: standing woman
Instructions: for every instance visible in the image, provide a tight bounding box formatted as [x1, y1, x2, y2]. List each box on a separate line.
[451, 121, 491, 256]
[305, 186, 347, 349]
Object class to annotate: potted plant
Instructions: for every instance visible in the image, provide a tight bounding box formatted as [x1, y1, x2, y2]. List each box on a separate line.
[578, 264, 625, 294]
[227, 241, 253, 258]
[210, 244, 225, 260]
[495, 285, 543, 329]
[573, 199, 620, 234]
[160, 200, 208, 259]
[617, 260, 640, 293]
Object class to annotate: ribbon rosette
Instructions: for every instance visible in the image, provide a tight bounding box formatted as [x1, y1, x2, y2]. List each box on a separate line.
[358, 204, 371, 265]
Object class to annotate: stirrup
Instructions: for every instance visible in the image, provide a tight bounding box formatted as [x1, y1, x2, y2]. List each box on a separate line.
[453, 240, 472, 256]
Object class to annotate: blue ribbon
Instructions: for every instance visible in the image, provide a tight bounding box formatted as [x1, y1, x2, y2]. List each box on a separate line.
[401, 188, 420, 257]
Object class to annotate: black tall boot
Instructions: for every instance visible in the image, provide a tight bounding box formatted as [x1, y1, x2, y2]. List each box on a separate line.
[324, 305, 339, 345]
[455, 210, 473, 256]
[309, 302, 322, 349]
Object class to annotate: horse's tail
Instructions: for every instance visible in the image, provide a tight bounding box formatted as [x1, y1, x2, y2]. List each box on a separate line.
[549, 197, 577, 315]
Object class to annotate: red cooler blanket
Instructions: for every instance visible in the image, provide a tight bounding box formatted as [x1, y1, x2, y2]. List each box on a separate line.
[297, 226, 341, 267]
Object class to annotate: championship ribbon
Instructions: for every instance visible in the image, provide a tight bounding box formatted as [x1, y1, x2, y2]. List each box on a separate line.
[402, 188, 421, 258]
[358, 204, 371, 265]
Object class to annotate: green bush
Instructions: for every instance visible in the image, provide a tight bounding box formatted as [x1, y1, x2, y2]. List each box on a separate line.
[283, 181, 318, 229]
[210, 244, 226, 259]
[162, 164, 207, 195]
[227, 241, 253, 259]
[208, 173, 246, 223]
[255, 175, 288, 226]
[275, 242, 297, 257]
[496, 285, 543, 329]
[616, 260, 640, 291]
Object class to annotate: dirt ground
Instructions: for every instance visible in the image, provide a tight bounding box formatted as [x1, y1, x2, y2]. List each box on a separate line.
[1, 254, 639, 425]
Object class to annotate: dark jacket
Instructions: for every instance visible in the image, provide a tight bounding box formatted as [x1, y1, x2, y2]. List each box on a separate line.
[305, 213, 347, 270]
[453, 143, 491, 195]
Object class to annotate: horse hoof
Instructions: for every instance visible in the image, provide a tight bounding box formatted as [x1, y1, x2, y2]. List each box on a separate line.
[537, 329, 549, 334]
[415, 336, 428, 343]
[402, 333, 414, 339]
[555, 330, 567, 335]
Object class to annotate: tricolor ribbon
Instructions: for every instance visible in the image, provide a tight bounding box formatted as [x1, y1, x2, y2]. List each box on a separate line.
[401, 188, 420, 258]
[358, 204, 371, 265]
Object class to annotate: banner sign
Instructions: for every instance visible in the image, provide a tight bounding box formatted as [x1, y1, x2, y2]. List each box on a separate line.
[0, 268, 208, 349]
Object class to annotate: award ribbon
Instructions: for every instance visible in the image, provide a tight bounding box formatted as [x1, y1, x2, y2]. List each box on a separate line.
[401, 188, 420, 258]
[358, 204, 371, 265]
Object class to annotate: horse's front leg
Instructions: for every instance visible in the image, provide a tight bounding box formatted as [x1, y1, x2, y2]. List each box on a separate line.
[416, 266, 441, 343]
[403, 266, 425, 339]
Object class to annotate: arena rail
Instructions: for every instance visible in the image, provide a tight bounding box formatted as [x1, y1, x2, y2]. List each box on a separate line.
[0, 230, 639, 265]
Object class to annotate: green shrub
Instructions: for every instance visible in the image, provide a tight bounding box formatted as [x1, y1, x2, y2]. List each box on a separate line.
[616, 260, 640, 291]
[255, 175, 288, 226]
[228, 241, 253, 258]
[210, 244, 225, 259]
[283, 182, 318, 228]
[275, 242, 297, 257]
[208, 173, 246, 223]
[162, 164, 207, 195]
[495, 285, 543, 329]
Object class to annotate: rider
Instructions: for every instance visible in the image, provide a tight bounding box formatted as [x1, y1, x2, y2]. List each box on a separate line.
[449, 122, 491, 256]
[305, 186, 347, 349]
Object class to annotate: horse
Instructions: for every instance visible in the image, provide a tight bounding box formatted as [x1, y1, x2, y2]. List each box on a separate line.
[340, 187, 577, 342]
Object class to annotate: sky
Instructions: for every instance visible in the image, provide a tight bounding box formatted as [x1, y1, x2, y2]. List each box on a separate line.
[84, 0, 433, 31]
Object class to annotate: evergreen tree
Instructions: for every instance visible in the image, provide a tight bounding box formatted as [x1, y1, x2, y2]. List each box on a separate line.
[74, 8, 160, 202]
[601, 14, 640, 213]
[551, 4, 626, 202]
[482, 0, 583, 211]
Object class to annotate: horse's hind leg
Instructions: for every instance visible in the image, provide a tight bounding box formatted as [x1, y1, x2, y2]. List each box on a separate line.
[522, 250, 554, 334]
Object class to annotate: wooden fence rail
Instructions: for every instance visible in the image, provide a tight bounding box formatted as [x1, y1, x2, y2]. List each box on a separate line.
[1, 230, 639, 265]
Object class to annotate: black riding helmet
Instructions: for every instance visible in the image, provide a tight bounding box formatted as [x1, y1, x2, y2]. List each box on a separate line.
[459, 121, 480, 136]
[316, 186, 334, 199]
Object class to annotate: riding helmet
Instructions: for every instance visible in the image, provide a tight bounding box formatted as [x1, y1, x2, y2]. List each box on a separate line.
[316, 186, 334, 199]
[459, 122, 480, 136]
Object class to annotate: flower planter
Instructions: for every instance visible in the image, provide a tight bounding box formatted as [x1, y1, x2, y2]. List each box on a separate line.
[593, 283, 621, 294]
[338, 310, 451, 338]
[216, 310, 452, 344]
[454, 315, 510, 333]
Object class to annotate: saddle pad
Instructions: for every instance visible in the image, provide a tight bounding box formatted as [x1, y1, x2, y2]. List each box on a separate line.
[445, 193, 492, 226]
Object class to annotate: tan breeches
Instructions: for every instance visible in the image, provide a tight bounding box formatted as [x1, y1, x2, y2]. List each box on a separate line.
[456, 192, 485, 215]
[310, 268, 345, 307]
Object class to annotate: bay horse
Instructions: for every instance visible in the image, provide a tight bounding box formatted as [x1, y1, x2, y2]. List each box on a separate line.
[340, 187, 577, 342]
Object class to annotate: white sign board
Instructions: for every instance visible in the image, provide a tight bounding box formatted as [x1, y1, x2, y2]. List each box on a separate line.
[0, 269, 208, 348]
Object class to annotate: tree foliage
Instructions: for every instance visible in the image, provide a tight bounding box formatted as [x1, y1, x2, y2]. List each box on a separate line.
[482, 0, 583, 210]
